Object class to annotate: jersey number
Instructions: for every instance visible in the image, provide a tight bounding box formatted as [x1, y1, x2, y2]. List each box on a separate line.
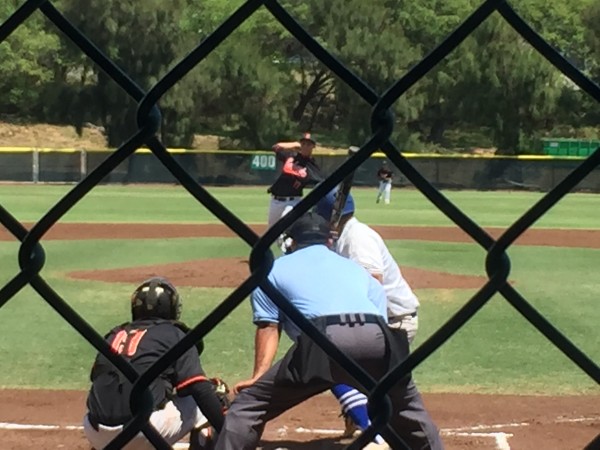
[110, 329, 148, 356]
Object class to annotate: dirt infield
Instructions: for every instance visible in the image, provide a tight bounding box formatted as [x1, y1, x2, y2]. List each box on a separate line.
[1, 222, 598, 449]
[2, 223, 600, 248]
[0, 389, 597, 449]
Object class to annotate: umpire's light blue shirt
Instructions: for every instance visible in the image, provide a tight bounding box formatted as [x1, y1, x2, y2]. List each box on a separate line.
[251, 244, 387, 341]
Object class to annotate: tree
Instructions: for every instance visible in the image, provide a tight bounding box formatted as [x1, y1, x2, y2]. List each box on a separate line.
[291, 0, 423, 146]
[577, 0, 600, 129]
[513, 0, 594, 69]
[0, 1, 62, 119]
[58, 0, 204, 147]
[513, 0, 599, 136]
[463, 16, 563, 153]
[1, 0, 596, 151]
[181, 0, 299, 148]
[393, 0, 481, 148]
[185, 0, 425, 147]
[583, 1, 600, 81]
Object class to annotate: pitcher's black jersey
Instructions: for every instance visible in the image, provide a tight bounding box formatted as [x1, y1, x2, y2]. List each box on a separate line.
[268, 149, 322, 197]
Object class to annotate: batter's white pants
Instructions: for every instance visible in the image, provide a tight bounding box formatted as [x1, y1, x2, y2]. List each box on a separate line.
[83, 396, 209, 450]
[388, 313, 419, 344]
[376, 180, 392, 204]
[267, 196, 302, 252]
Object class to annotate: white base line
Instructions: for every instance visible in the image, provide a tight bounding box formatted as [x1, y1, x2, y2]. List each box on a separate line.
[293, 426, 519, 435]
[0, 422, 83, 431]
[0, 422, 191, 449]
[293, 426, 514, 434]
[446, 432, 513, 450]
[294, 427, 514, 450]
[1, 416, 597, 450]
[444, 422, 529, 432]
[1, 416, 595, 432]
[556, 416, 598, 423]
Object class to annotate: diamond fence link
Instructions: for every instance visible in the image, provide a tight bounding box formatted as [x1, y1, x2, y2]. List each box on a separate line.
[0, 0, 599, 449]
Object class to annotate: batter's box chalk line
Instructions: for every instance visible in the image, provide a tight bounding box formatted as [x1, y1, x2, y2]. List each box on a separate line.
[1, 416, 598, 450]
[285, 416, 598, 450]
[291, 426, 514, 450]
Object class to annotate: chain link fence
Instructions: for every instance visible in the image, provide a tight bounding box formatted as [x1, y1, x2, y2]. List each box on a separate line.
[1, 1, 599, 449]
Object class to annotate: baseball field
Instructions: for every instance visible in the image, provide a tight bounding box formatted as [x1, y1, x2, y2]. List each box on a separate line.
[0, 184, 598, 449]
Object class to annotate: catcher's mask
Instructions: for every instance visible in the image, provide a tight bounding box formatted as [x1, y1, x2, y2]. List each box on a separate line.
[131, 277, 181, 321]
[284, 212, 331, 252]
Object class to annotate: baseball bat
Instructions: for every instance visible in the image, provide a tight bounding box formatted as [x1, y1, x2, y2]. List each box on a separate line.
[329, 145, 360, 233]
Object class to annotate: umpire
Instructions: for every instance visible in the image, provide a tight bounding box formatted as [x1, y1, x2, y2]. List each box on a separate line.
[214, 213, 444, 450]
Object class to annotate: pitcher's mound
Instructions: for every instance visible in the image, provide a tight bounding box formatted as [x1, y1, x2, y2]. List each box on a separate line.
[68, 258, 490, 289]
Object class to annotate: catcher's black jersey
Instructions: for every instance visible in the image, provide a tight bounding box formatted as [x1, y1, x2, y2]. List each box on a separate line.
[86, 318, 206, 425]
[268, 150, 322, 197]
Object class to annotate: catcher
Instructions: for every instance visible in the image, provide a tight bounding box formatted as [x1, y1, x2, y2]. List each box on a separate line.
[82, 277, 230, 450]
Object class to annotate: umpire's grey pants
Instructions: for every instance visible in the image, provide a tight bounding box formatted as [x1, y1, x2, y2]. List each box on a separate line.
[214, 322, 444, 450]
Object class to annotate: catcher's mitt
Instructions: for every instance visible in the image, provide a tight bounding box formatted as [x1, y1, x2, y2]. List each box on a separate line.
[210, 377, 232, 411]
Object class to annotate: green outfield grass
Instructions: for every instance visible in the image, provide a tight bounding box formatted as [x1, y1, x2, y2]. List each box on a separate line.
[0, 184, 598, 395]
[1, 184, 600, 228]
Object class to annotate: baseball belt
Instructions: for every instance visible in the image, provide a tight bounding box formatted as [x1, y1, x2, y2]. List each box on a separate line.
[323, 313, 381, 327]
[388, 312, 417, 324]
[272, 195, 301, 201]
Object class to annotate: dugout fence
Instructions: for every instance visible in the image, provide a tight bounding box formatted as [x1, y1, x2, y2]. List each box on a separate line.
[0, 1, 599, 449]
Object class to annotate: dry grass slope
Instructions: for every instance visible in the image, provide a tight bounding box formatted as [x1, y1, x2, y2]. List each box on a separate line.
[0, 122, 346, 153]
[0, 122, 107, 149]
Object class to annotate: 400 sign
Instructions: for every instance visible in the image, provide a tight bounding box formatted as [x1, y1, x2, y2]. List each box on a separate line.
[250, 154, 276, 171]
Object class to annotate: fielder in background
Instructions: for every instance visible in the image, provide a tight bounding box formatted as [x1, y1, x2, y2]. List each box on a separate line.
[267, 132, 323, 249]
[214, 213, 443, 450]
[315, 189, 420, 441]
[376, 160, 393, 204]
[83, 277, 226, 450]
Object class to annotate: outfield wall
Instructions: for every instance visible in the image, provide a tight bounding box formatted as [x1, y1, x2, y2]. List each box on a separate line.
[0, 148, 599, 192]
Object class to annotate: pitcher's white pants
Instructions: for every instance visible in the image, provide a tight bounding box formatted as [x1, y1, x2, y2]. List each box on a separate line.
[267, 196, 302, 252]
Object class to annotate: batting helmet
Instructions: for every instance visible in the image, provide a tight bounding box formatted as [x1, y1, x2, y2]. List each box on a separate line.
[285, 212, 331, 248]
[131, 277, 181, 321]
[314, 188, 355, 222]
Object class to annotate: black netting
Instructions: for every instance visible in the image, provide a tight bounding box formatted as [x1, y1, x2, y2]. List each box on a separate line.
[0, 1, 598, 449]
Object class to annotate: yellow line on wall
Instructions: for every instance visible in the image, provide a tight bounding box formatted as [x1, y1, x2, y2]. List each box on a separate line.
[0, 147, 589, 160]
